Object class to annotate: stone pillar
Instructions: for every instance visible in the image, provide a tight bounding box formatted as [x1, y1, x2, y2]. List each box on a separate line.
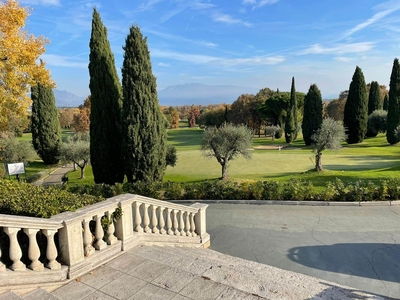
[158, 207, 166, 234]
[82, 219, 94, 257]
[42, 229, 61, 270]
[150, 205, 159, 234]
[191, 203, 210, 247]
[23, 228, 44, 271]
[106, 211, 118, 245]
[94, 214, 107, 250]
[58, 219, 85, 267]
[4, 227, 25, 271]
[142, 204, 151, 233]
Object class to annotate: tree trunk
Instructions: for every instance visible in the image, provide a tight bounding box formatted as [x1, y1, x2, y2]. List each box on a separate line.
[221, 162, 229, 180]
[315, 151, 323, 172]
[80, 166, 85, 179]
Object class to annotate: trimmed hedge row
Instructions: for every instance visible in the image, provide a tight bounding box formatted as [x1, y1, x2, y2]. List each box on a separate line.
[0, 180, 102, 218]
[65, 178, 400, 202]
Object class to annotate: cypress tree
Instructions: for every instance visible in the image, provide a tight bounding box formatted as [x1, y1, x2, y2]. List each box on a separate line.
[368, 81, 382, 115]
[383, 93, 389, 111]
[302, 84, 323, 146]
[122, 25, 167, 183]
[343, 66, 368, 144]
[285, 77, 297, 143]
[89, 8, 124, 184]
[31, 84, 62, 164]
[386, 58, 400, 144]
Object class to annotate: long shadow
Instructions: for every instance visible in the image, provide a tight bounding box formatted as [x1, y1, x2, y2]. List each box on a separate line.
[287, 243, 400, 283]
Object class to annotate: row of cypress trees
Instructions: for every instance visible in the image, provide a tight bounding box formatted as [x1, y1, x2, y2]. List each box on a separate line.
[89, 9, 167, 185]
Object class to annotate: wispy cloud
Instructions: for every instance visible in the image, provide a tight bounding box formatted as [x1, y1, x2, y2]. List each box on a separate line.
[144, 29, 218, 48]
[299, 42, 374, 55]
[137, 0, 164, 12]
[41, 54, 87, 68]
[242, 0, 280, 8]
[334, 57, 354, 63]
[343, 0, 400, 38]
[212, 12, 252, 27]
[158, 62, 170, 67]
[151, 49, 284, 66]
[21, 0, 61, 6]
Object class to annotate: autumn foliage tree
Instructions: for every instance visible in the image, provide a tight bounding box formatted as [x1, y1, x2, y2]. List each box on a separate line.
[188, 105, 201, 127]
[73, 96, 90, 132]
[0, 0, 53, 131]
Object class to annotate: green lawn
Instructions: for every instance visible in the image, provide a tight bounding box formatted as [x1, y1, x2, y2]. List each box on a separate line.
[62, 127, 400, 187]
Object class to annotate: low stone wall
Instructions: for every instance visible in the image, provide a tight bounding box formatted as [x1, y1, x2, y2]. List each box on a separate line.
[0, 193, 209, 290]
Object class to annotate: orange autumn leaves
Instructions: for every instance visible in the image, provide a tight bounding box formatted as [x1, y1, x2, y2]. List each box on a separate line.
[0, 0, 54, 131]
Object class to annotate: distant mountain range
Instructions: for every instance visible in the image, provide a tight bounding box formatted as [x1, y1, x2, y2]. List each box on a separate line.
[54, 90, 85, 107]
[158, 83, 259, 106]
[53, 83, 261, 107]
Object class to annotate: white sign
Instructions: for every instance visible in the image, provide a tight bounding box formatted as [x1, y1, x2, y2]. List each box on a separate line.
[6, 163, 25, 176]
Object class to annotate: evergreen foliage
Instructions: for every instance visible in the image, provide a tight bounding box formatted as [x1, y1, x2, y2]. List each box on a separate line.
[302, 84, 323, 145]
[343, 66, 368, 144]
[383, 94, 389, 111]
[121, 25, 167, 183]
[89, 9, 124, 184]
[285, 77, 297, 143]
[386, 58, 400, 144]
[31, 84, 61, 164]
[368, 81, 382, 115]
[367, 110, 387, 138]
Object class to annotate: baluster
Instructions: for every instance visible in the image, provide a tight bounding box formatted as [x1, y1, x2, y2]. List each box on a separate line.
[142, 204, 151, 233]
[106, 212, 118, 245]
[82, 219, 94, 257]
[172, 209, 179, 235]
[42, 229, 61, 270]
[158, 207, 166, 234]
[94, 215, 107, 250]
[23, 228, 44, 271]
[4, 227, 25, 271]
[179, 211, 185, 236]
[190, 212, 197, 237]
[166, 208, 173, 235]
[185, 212, 191, 236]
[134, 202, 143, 232]
[0, 247, 5, 271]
[151, 205, 159, 234]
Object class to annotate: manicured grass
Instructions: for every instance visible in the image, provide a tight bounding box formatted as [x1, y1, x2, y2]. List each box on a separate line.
[66, 166, 95, 186]
[66, 127, 400, 189]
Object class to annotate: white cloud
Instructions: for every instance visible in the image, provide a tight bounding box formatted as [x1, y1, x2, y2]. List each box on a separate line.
[343, 0, 400, 38]
[151, 49, 284, 66]
[41, 54, 87, 68]
[212, 13, 252, 27]
[144, 29, 219, 48]
[299, 42, 374, 55]
[334, 57, 354, 63]
[21, 0, 61, 6]
[242, 0, 280, 8]
[137, 0, 164, 12]
[158, 62, 170, 67]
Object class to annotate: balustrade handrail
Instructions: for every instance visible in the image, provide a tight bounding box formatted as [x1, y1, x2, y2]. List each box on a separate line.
[0, 214, 62, 230]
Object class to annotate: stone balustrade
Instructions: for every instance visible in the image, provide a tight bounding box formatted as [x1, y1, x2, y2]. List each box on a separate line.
[0, 193, 209, 288]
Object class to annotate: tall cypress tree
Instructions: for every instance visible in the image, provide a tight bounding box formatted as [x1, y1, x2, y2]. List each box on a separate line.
[386, 58, 400, 144]
[285, 77, 297, 143]
[31, 84, 62, 164]
[383, 93, 389, 111]
[343, 66, 368, 144]
[89, 8, 124, 184]
[302, 84, 323, 146]
[122, 25, 167, 183]
[368, 81, 382, 115]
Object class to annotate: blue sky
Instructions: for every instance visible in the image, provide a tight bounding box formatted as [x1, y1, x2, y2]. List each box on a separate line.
[21, 0, 400, 99]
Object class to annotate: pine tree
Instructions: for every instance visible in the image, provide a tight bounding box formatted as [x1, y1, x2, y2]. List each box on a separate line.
[122, 25, 167, 183]
[386, 58, 400, 144]
[343, 66, 368, 144]
[31, 84, 61, 164]
[285, 77, 297, 143]
[89, 8, 124, 184]
[383, 93, 389, 111]
[368, 81, 382, 115]
[302, 84, 323, 146]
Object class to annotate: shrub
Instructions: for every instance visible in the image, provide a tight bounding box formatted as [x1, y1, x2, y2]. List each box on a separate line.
[367, 110, 387, 137]
[0, 180, 102, 218]
[163, 181, 183, 200]
[282, 179, 314, 200]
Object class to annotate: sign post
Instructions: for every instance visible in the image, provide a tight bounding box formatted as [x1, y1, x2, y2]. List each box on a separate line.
[5, 162, 26, 182]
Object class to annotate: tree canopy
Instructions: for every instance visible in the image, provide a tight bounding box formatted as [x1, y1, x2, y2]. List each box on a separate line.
[386, 58, 400, 145]
[0, 0, 53, 132]
[201, 123, 253, 180]
[302, 84, 323, 146]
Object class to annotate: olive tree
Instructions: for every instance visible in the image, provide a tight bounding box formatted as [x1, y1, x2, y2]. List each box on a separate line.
[58, 132, 90, 179]
[311, 118, 347, 172]
[201, 123, 253, 180]
[0, 134, 35, 165]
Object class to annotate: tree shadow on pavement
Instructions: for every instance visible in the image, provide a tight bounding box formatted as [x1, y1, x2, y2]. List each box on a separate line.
[288, 243, 400, 283]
